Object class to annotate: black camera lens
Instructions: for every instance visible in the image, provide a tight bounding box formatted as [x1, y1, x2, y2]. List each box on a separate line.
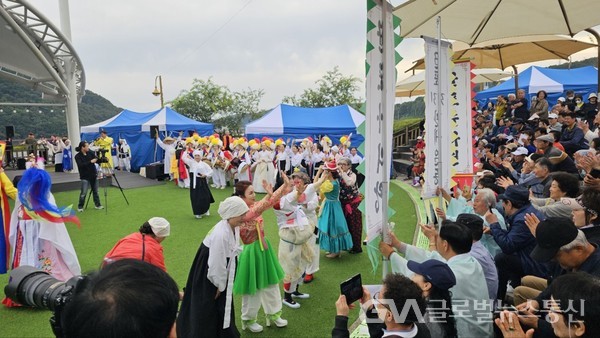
[4, 266, 69, 311]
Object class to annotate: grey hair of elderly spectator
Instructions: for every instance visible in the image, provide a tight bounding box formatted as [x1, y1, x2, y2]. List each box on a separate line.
[476, 188, 496, 208]
[337, 157, 351, 166]
[560, 230, 589, 251]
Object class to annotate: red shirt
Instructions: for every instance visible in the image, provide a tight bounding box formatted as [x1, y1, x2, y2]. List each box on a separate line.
[104, 232, 166, 271]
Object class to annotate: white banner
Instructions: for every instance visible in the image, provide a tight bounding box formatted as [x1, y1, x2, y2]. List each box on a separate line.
[365, 0, 395, 238]
[452, 61, 474, 174]
[422, 36, 452, 198]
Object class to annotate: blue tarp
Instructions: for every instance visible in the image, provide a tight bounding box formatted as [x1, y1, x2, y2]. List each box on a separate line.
[81, 107, 213, 171]
[245, 104, 366, 147]
[476, 66, 598, 107]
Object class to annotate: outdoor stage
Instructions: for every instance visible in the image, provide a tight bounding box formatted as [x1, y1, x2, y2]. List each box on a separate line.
[3, 169, 165, 193]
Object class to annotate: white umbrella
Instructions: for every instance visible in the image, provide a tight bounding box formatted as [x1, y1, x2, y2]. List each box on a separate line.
[395, 69, 512, 97]
[394, 0, 600, 46]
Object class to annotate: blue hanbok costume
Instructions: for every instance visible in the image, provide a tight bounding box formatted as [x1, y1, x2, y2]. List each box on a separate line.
[317, 180, 352, 254]
[62, 145, 73, 171]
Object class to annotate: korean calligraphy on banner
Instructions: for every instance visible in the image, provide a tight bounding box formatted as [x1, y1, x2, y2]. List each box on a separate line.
[361, 0, 400, 271]
[451, 61, 475, 175]
[422, 36, 452, 199]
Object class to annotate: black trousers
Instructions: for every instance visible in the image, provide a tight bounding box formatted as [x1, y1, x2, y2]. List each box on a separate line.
[495, 252, 524, 303]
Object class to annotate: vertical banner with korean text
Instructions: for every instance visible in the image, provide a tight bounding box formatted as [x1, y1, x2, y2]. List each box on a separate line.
[452, 61, 474, 175]
[422, 36, 451, 199]
[361, 0, 400, 271]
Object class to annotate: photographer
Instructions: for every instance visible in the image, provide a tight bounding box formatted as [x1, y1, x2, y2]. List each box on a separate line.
[74, 141, 103, 212]
[61, 259, 179, 338]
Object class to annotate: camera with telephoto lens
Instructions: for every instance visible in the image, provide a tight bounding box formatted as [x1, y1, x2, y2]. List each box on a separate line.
[4, 266, 85, 337]
[97, 148, 109, 164]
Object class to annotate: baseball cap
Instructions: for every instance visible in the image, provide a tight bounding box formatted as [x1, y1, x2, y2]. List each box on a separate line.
[531, 217, 579, 262]
[498, 185, 529, 206]
[548, 113, 558, 119]
[148, 217, 170, 237]
[407, 259, 456, 290]
[511, 146, 529, 156]
[417, 136, 423, 140]
[559, 197, 584, 211]
[505, 143, 518, 151]
[536, 134, 554, 143]
[557, 97, 566, 102]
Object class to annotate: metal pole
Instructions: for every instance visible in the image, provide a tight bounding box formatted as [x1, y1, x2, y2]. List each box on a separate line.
[381, 0, 391, 278]
[159, 76, 164, 108]
[59, 0, 81, 174]
[436, 16, 443, 212]
[585, 28, 600, 93]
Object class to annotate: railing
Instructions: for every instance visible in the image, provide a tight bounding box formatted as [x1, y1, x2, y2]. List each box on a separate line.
[392, 121, 421, 149]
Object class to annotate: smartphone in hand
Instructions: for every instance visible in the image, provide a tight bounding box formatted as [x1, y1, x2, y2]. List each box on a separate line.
[340, 274, 363, 305]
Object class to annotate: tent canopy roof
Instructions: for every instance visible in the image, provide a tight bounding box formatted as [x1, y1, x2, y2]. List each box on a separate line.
[81, 107, 213, 134]
[245, 104, 365, 135]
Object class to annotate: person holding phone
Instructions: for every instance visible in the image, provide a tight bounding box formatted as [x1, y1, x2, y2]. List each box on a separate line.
[332, 273, 431, 338]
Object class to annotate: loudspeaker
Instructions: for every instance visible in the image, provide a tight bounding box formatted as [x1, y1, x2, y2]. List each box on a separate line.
[17, 158, 26, 170]
[55, 163, 63, 172]
[5, 126, 14, 139]
[150, 125, 159, 139]
[145, 163, 164, 179]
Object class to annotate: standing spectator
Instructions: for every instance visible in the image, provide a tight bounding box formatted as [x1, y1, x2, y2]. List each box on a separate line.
[484, 185, 547, 303]
[94, 130, 114, 169]
[582, 93, 599, 130]
[74, 141, 102, 212]
[512, 89, 530, 121]
[530, 90, 549, 119]
[495, 96, 507, 123]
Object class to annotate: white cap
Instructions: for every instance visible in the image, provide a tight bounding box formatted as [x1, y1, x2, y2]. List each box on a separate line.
[511, 147, 529, 156]
[331, 145, 339, 152]
[548, 113, 558, 119]
[589, 93, 598, 99]
[557, 97, 566, 102]
[528, 113, 540, 121]
[417, 136, 423, 140]
[148, 217, 170, 237]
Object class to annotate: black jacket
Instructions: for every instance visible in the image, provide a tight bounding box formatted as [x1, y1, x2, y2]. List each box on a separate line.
[75, 151, 98, 181]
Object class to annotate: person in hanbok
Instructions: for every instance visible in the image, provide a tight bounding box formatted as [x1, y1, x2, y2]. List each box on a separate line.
[3, 168, 80, 307]
[0, 167, 17, 275]
[117, 139, 131, 172]
[156, 134, 178, 181]
[315, 161, 353, 258]
[209, 141, 227, 189]
[93, 130, 114, 169]
[251, 140, 275, 193]
[233, 139, 251, 183]
[276, 171, 324, 306]
[337, 158, 363, 254]
[436, 187, 507, 258]
[182, 150, 214, 219]
[232, 176, 290, 333]
[177, 196, 249, 338]
[61, 138, 73, 172]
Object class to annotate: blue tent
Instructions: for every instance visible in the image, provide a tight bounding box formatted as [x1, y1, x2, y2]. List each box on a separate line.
[476, 66, 598, 106]
[245, 104, 365, 147]
[81, 107, 213, 171]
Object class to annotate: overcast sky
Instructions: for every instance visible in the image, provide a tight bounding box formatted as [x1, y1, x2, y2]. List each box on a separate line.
[26, 0, 599, 112]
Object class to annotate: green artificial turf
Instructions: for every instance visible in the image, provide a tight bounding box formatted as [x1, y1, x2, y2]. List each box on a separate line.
[0, 180, 417, 337]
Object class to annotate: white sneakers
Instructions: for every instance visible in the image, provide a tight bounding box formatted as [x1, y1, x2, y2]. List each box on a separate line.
[242, 322, 263, 333]
[282, 298, 300, 309]
[95, 205, 104, 210]
[291, 291, 310, 299]
[266, 317, 288, 328]
[195, 215, 202, 219]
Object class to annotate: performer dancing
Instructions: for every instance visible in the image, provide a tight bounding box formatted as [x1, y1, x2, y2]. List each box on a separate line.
[315, 161, 352, 258]
[251, 139, 275, 193]
[156, 133, 178, 181]
[0, 167, 17, 275]
[232, 176, 290, 333]
[117, 139, 131, 172]
[182, 150, 214, 219]
[337, 158, 363, 253]
[276, 171, 325, 306]
[3, 168, 80, 307]
[177, 196, 249, 338]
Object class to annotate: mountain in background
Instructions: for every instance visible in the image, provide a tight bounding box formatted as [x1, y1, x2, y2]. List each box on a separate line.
[394, 57, 599, 120]
[0, 77, 121, 139]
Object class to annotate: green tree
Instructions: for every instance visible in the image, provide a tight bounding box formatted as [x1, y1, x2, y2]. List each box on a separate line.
[283, 67, 362, 109]
[170, 78, 264, 135]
